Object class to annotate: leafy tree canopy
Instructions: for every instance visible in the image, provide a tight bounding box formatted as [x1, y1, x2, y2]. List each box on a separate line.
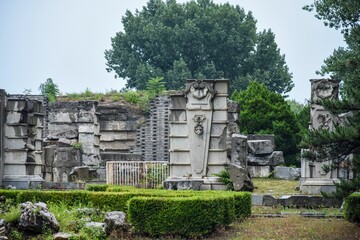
[231, 81, 301, 163]
[39, 78, 60, 102]
[105, 0, 293, 95]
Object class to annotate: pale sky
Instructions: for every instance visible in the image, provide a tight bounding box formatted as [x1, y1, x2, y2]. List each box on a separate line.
[0, 0, 345, 103]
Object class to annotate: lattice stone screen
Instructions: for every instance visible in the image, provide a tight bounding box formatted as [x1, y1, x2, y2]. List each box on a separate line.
[106, 161, 169, 188]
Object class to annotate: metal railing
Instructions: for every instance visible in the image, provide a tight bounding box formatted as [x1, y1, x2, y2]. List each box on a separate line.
[106, 161, 169, 188]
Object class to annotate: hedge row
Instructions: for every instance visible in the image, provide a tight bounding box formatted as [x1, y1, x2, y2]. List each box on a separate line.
[0, 188, 251, 237]
[128, 195, 235, 237]
[344, 192, 360, 223]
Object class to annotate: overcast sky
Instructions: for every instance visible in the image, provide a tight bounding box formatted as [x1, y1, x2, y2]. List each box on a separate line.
[0, 0, 345, 103]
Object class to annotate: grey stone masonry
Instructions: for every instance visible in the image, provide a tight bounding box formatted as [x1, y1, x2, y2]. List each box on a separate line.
[0, 90, 6, 185]
[48, 101, 100, 167]
[98, 102, 145, 157]
[2, 94, 46, 188]
[131, 96, 171, 161]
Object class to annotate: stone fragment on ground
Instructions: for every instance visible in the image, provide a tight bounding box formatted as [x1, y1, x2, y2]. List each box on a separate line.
[18, 202, 60, 233]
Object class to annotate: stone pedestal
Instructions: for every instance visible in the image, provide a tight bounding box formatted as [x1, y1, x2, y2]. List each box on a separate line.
[300, 178, 340, 195]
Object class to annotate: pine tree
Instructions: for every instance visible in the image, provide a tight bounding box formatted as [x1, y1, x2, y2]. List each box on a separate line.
[301, 0, 360, 198]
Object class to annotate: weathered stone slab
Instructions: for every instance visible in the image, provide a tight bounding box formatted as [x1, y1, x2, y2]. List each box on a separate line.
[248, 140, 273, 155]
[247, 134, 275, 148]
[248, 165, 271, 178]
[228, 163, 254, 191]
[274, 166, 300, 180]
[231, 134, 248, 167]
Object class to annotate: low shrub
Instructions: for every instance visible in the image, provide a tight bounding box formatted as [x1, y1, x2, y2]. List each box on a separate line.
[128, 195, 235, 237]
[85, 184, 109, 192]
[344, 192, 360, 223]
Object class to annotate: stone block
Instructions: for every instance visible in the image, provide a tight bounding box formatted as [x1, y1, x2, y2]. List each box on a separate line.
[210, 136, 226, 149]
[6, 111, 22, 124]
[248, 140, 273, 155]
[4, 150, 27, 163]
[213, 81, 228, 94]
[163, 178, 203, 190]
[247, 134, 275, 148]
[170, 137, 189, 149]
[231, 134, 248, 167]
[48, 112, 77, 123]
[227, 100, 240, 113]
[248, 165, 271, 178]
[228, 163, 254, 191]
[169, 111, 186, 121]
[300, 178, 340, 195]
[170, 122, 187, 135]
[274, 166, 300, 180]
[101, 152, 142, 161]
[169, 165, 191, 177]
[169, 151, 190, 165]
[4, 165, 27, 175]
[4, 138, 26, 149]
[213, 96, 227, 110]
[5, 125, 27, 137]
[212, 110, 227, 121]
[6, 100, 27, 111]
[251, 194, 264, 206]
[211, 123, 227, 136]
[170, 95, 186, 109]
[208, 151, 227, 165]
[248, 151, 284, 166]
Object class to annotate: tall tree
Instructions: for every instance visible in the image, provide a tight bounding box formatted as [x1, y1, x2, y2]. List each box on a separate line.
[231, 81, 301, 165]
[105, 0, 293, 95]
[301, 0, 360, 197]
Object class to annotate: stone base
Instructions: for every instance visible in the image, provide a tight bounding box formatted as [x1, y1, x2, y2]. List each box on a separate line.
[163, 177, 227, 190]
[248, 166, 271, 178]
[2, 175, 44, 189]
[300, 178, 340, 195]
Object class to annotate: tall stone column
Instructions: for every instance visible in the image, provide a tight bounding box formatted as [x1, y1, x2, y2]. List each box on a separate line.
[300, 78, 342, 194]
[165, 79, 229, 190]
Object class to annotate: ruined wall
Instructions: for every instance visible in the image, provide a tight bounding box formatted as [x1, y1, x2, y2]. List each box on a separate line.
[0, 90, 6, 185]
[47, 101, 100, 164]
[131, 96, 171, 161]
[2, 95, 46, 188]
[98, 102, 145, 156]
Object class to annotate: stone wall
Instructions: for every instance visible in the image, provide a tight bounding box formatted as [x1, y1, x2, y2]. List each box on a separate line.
[0, 90, 6, 185]
[98, 102, 145, 156]
[131, 96, 171, 161]
[2, 95, 46, 188]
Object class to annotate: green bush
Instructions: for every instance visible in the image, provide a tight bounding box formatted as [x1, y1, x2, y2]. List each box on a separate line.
[344, 192, 360, 223]
[128, 195, 234, 237]
[85, 184, 109, 192]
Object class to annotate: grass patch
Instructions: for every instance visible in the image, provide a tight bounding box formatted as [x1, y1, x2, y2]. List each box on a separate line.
[252, 178, 301, 195]
[251, 206, 342, 216]
[224, 216, 360, 240]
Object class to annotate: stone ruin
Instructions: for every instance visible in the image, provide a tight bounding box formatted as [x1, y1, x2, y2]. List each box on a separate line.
[300, 78, 350, 194]
[0, 79, 286, 190]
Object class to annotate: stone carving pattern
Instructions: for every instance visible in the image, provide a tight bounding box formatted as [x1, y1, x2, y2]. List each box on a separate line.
[193, 114, 206, 135]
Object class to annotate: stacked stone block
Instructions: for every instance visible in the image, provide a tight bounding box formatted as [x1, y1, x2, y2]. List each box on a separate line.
[246, 135, 284, 177]
[2, 95, 46, 188]
[132, 96, 171, 161]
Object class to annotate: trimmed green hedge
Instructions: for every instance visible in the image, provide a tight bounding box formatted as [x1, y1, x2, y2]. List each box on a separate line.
[0, 188, 251, 237]
[344, 192, 360, 223]
[85, 184, 109, 192]
[128, 195, 235, 237]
